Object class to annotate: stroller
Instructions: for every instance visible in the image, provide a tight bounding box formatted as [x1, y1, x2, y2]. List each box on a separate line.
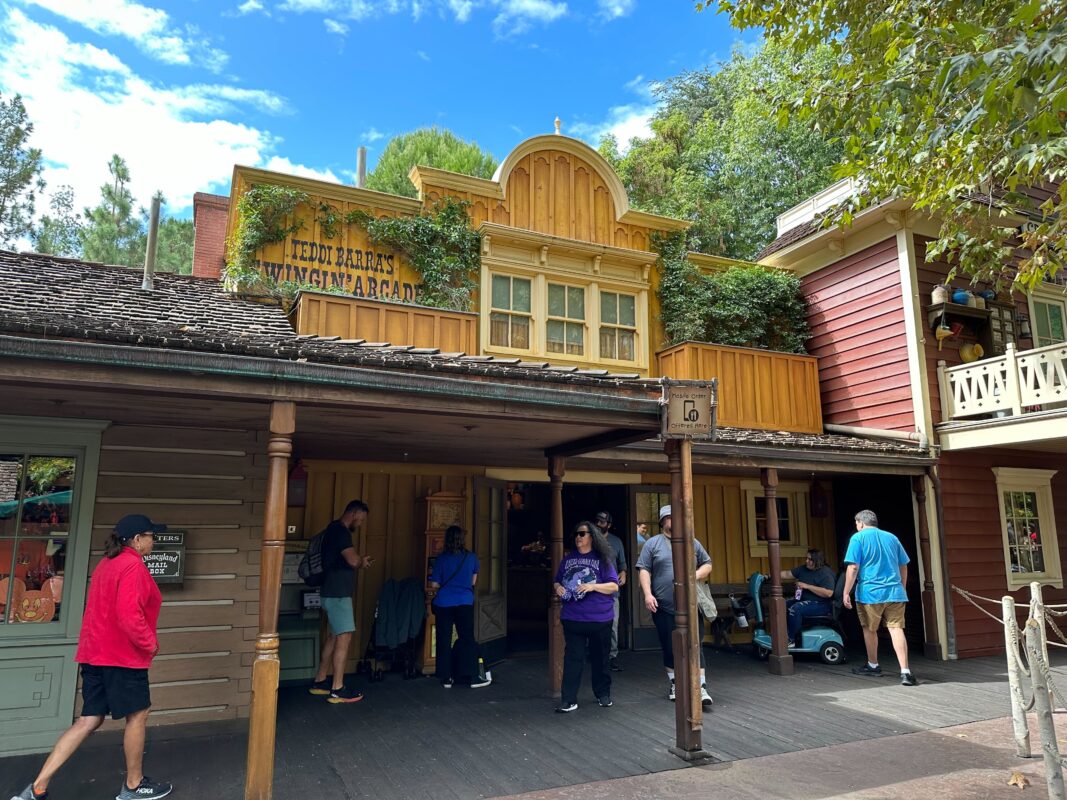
[361, 577, 425, 681]
[744, 571, 848, 665]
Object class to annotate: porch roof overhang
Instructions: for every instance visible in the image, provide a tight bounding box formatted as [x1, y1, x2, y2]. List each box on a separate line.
[935, 410, 1067, 453]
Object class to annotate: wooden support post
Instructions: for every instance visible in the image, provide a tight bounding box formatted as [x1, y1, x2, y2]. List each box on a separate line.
[912, 476, 942, 660]
[548, 455, 566, 696]
[665, 439, 709, 761]
[1002, 596, 1031, 759]
[1027, 620, 1065, 800]
[762, 467, 793, 676]
[244, 401, 295, 800]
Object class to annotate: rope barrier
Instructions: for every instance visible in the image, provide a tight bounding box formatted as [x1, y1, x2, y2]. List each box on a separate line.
[952, 585, 1018, 624]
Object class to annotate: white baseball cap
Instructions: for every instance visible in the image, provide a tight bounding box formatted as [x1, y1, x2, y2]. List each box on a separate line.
[658, 505, 671, 522]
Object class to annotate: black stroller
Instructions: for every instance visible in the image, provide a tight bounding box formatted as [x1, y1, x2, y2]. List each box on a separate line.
[360, 577, 426, 681]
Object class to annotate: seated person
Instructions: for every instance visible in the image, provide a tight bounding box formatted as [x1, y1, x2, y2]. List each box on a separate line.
[778, 548, 835, 646]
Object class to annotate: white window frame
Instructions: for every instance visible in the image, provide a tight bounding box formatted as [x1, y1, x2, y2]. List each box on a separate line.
[487, 273, 534, 353]
[545, 281, 587, 358]
[598, 289, 639, 363]
[741, 479, 810, 558]
[993, 467, 1062, 590]
[1028, 283, 1067, 348]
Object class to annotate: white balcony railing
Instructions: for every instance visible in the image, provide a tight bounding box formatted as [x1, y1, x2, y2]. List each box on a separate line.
[938, 341, 1067, 421]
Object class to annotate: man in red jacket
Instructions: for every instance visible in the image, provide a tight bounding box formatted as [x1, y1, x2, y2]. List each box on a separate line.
[11, 514, 172, 800]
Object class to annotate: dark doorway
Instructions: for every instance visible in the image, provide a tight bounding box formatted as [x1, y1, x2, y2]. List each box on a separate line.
[832, 476, 923, 649]
[504, 481, 628, 655]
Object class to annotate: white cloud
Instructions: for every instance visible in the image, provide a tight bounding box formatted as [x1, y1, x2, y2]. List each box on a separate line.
[447, 0, 474, 21]
[597, 0, 633, 20]
[570, 103, 656, 153]
[236, 0, 267, 13]
[491, 0, 566, 37]
[263, 157, 341, 184]
[323, 18, 348, 34]
[416, 49, 430, 61]
[18, 0, 228, 71]
[0, 8, 299, 217]
[362, 128, 385, 143]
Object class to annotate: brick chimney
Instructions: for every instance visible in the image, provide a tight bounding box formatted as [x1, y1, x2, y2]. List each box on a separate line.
[192, 192, 230, 279]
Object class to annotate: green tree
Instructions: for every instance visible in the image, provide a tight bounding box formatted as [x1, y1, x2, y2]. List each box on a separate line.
[365, 127, 498, 198]
[703, 0, 1067, 288]
[34, 185, 83, 257]
[602, 42, 842, 260]
[81, 155, 143, 266]
[0, 93, 44, 247]
[131, 193, 195, 274]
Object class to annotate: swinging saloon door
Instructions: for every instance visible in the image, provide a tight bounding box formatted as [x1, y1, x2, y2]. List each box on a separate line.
[473, 478, 508, 663]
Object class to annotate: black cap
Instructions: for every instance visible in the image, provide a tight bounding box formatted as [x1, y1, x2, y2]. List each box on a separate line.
[114, 514, 167, 541]
[595, 511, 612, 525]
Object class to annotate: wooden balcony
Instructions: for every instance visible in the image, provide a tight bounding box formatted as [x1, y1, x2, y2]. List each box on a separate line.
[938, 341, 1067, 421]
[655, 341, 823, 434]
[295, 292, 479, 353]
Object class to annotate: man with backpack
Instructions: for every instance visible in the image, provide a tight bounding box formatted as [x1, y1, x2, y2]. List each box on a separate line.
[307, 500, 373, 703]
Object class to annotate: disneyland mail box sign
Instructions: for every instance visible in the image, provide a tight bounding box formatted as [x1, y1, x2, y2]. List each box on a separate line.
[662, 380, 717, 439]
[145, 531, 185, 585]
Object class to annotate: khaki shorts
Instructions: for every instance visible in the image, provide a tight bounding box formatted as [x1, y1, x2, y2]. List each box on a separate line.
[856, 601, 906, 630]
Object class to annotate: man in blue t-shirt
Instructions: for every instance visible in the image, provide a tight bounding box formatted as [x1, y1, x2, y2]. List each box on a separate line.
[843, 509, 917, 686]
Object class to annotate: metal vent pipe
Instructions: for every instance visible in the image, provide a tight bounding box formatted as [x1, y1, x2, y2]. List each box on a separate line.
[142, 196, 161, 291]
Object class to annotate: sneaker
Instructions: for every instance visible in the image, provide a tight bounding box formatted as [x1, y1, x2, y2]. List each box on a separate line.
[901, 672, 918, 687]
[327, 685, 365, 704]
[308, 678, 331, 696]
[597, 695, 613, 707]
[700, 685, 713, 708]
[785, 640, 795, 648]
[116, 776, 172, 800]
[441, 678, 454, 688]
[555, 702, 578, 713]
[851, 663, 883, 677]
[470, 676, 492, 689]
[609, 657, 622, 672]
[12, 784, 47, 800]
[668, 679, 676, 702]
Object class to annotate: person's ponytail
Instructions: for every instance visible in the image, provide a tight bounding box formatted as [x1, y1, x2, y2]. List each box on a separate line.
[103, 533, 126, 558]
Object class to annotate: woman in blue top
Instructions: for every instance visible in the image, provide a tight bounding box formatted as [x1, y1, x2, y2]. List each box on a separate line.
[552, 520, 619, 713]
[428, 525, 484, 689]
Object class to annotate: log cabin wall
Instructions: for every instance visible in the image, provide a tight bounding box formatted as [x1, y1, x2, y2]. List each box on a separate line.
[940, 447, 1067, 657]
[801, 238, 915, 431]
[86, 423, 266, 729]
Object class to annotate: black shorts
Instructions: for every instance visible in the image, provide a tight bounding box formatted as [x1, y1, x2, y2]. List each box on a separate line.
[80, 664, 151, 720]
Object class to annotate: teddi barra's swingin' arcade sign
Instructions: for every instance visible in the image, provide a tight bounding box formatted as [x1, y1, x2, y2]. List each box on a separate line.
[661, 380, 718, 439]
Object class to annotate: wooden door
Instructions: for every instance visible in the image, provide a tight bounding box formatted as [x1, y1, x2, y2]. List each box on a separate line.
[473, 479, 507, 659]
[629, 486, 672, 650]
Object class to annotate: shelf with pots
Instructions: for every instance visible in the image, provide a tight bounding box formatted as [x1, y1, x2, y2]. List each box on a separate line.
[925, 287, 1018, 359]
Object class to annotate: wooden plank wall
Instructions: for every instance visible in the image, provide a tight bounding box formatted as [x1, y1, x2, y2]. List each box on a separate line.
[85, 424, 266, 729]
[940, 448, 1067, 657]
[296, 293, 479, 353]
[655, 342, 823, 433]
[801, 238, 915, 431]
[298, 463, 474, 674]
[420, 149, 656, 251]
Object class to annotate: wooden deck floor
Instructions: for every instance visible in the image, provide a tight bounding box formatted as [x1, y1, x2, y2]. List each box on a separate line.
[2, 647, 1051, 800]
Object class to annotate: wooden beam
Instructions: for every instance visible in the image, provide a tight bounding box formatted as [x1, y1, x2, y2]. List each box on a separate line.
[547, 455, 566, 696]
[244, 401, 295, 800]
[762, 467, 794, 676]
[913, 476, 942, 660]
[544, 428, 655, 459]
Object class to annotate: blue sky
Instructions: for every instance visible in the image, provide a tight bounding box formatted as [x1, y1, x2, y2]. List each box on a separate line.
[0, 0, 757, 220]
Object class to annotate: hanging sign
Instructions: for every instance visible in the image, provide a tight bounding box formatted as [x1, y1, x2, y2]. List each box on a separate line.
[662, 380, 717, 439]
[145, 531, 185, 585]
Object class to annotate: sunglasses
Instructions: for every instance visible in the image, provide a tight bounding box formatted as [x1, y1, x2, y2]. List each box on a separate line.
[575, 530, 591, 537]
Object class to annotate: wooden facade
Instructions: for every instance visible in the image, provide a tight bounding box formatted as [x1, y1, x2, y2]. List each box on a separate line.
[801, 238, 914, 431]
[655, 342, 822, 434]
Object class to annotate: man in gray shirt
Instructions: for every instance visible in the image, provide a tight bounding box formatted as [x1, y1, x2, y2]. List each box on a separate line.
[594, 511, 627, 671]
[636, 505, 713, 707]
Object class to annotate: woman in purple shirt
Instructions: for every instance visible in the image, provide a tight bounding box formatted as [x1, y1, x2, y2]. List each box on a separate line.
[553, 521, 619, 713]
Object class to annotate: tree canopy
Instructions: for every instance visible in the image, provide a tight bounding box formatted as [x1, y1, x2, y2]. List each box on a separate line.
[600, 42, 842, 260]
[0, 93, 44, 247]
[365, 127, 498, 198]
[703, 0, 1067, 288]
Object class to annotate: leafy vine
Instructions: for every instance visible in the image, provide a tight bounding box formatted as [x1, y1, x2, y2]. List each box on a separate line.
[653, 230, 708, 345]
[224, 184, 308, 292]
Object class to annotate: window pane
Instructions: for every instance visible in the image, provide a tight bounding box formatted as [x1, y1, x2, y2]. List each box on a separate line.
[511, 317, 530, 349]
[568, 287, 584, 320]
[547, 320, 564, 353]
[618, 330, 635, 362]
[513, 278, 531, 313]
[1050, 306, 1066, 341]
[566, 322, 584, 355]
[600, 328, 616, 359]
[619, 294, 636, 326]
[20, 457, 76, 537]
[0, 455, 24, 538]
[548, 284, 565, 317]
[7, 538, 64, 623]
[491, 275, 510, 310]
[490, 312, 510, 347]
[601, 292, 617, 324]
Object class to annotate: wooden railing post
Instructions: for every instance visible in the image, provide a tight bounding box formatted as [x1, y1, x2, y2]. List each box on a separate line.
[912, 476, 942, 659]
[547, 455, 566, 696]
[245, 401, 295, 800]
[936, 360, 952, 421]
[1004, 342, 1024, 415]
[762, 467, 793, 676]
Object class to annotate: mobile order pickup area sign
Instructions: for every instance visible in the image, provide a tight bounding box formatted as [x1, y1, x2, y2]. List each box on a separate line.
[661, 378, 717, 439]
